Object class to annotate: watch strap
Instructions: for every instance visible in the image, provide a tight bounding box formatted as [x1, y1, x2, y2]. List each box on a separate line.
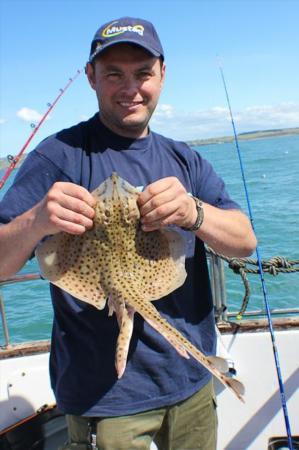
[182, 196, 204, 231]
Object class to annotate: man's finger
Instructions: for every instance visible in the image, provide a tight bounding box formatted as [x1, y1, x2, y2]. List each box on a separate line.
[138, 178, 175, 206]
[139, 189, 175, 216]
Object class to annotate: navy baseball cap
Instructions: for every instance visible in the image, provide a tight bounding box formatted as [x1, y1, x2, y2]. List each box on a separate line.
[89, 17, 164, 62]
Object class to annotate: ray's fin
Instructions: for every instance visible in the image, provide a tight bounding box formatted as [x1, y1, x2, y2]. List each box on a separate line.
[206, 356, 229, 373]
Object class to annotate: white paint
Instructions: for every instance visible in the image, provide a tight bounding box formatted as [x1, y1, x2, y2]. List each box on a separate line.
[0, 353, 55, 430]
[0, 328, 298, 449]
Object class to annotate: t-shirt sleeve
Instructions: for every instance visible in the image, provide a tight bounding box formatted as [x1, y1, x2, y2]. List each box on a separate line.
[0, 150, 71, 224]
[190, 151, 241, 210]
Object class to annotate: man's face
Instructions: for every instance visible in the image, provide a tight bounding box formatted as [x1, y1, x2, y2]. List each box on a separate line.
[86, 44, 165, 138]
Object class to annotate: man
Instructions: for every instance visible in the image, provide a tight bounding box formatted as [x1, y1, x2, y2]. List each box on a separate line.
[0, 17, 256, 450]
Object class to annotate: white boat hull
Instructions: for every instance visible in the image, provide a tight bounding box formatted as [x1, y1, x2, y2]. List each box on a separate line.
[1, 321, 298, 449]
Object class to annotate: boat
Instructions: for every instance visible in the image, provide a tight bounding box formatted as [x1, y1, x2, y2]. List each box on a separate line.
[1, 255, 298, 449]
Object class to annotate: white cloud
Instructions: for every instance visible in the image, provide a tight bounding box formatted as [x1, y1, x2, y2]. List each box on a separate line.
[0, 118, 6, 124]
[242, 102, 299, 127]
[154, 104, 174, 119]
[151, 102, 299, 140]
[16, 107, 50, 123]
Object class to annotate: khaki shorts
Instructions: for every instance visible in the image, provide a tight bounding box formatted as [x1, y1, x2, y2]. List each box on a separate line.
[59, 379, 217, 450]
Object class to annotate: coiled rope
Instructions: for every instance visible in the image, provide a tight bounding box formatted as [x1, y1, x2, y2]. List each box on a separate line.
[206, 246, 299, 317]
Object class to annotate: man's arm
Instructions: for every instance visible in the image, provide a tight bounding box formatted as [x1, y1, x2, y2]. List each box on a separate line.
[193, 204, 256, 257]
[137, 177, 257, 258]
[0, 182, 96, 280]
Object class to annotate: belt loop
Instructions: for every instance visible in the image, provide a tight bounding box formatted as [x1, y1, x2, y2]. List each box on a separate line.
[88, 418, 98, 450]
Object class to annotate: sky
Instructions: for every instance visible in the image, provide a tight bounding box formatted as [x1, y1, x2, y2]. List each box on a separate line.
[0, 0, 299, 158]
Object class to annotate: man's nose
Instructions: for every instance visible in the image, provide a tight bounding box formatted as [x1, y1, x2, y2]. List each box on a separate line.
[120, 75, 139, 96]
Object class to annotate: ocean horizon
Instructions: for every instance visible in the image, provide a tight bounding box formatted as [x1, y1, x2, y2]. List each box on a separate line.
[1, 134, 298, 344]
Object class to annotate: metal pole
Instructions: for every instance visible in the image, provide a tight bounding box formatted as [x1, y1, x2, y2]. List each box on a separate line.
[217, 257, 227, 321]
[0, 292, 11, 348]
[210, 254, 227, 321]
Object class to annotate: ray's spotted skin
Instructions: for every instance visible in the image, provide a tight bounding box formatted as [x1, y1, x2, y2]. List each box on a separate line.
[36, 173, 245, 401]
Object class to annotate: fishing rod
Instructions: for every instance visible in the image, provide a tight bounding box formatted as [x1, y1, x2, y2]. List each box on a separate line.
[218, 61, 294, 450]
[0, 69, 83, 191]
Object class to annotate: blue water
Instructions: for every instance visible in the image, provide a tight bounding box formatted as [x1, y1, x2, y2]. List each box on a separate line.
[1, 135, 298, 344]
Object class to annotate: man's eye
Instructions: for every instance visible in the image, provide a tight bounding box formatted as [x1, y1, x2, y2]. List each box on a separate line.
[139, 72, 151, 79]
[107, 73, 122, 80]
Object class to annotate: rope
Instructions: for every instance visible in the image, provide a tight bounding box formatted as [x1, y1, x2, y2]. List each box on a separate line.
[207, 248, 299, 275]
[206, 247, 298, 318]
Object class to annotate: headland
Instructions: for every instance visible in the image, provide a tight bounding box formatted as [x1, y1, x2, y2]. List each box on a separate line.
[0, 127, 298, 170]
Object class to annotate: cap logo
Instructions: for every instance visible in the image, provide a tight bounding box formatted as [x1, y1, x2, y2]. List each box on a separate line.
[102, 21, 144, 38]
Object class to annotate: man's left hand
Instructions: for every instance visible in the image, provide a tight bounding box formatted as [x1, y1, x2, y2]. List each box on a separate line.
[137, 177, 197, 231]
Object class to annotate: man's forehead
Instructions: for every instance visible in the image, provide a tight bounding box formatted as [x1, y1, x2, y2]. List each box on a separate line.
[96, 42, 158, 63]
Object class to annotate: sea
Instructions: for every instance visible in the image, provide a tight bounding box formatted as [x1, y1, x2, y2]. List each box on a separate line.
[0, 134, 298, 345]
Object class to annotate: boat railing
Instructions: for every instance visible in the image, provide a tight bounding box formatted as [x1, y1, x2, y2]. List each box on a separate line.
[208, 253, 299, 319]
[0, 273, 42, 348]
[1, 256, 299, 349]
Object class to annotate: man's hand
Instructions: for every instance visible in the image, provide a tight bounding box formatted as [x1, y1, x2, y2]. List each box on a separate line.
[137, 176, 257, 258]
[137, 177, 197, 231]
[0, 182, 96, 280]
[34, 182, 96, 236]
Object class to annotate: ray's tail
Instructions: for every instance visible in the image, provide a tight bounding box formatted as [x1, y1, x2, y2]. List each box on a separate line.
[133, 299, 245, 402]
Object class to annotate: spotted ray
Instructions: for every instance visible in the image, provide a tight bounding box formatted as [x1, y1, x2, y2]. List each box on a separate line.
[36, 173, 245, 401]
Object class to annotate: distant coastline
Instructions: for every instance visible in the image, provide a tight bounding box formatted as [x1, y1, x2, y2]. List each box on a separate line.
[187, 126, 299, 147]
[0, 126, 298, 170]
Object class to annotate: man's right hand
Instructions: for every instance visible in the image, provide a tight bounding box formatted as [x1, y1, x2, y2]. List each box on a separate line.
[34, 182, 96, 236]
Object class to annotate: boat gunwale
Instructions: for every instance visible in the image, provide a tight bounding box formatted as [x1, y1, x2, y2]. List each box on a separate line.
[1, 317, 298, 360]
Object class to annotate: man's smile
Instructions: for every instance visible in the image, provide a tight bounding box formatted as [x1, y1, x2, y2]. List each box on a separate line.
[118, 101, 144, 108]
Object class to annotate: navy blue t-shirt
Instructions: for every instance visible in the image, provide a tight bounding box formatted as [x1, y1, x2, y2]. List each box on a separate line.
[0, 114, 240, 416]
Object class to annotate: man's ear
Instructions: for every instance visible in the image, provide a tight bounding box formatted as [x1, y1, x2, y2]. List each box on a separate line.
[160, 62, 166, 89]
[86, 62, 96, 90]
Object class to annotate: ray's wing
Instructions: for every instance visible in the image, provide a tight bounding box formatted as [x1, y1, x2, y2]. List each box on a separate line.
[35, 230, 108, 310]
[133, 228, 187, 300]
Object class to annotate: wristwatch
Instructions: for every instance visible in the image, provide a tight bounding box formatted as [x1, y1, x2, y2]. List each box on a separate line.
[182, 196, 204, 231]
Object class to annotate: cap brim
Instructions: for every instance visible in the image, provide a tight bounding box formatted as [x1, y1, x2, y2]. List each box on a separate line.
[89, 39, 162, 62]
